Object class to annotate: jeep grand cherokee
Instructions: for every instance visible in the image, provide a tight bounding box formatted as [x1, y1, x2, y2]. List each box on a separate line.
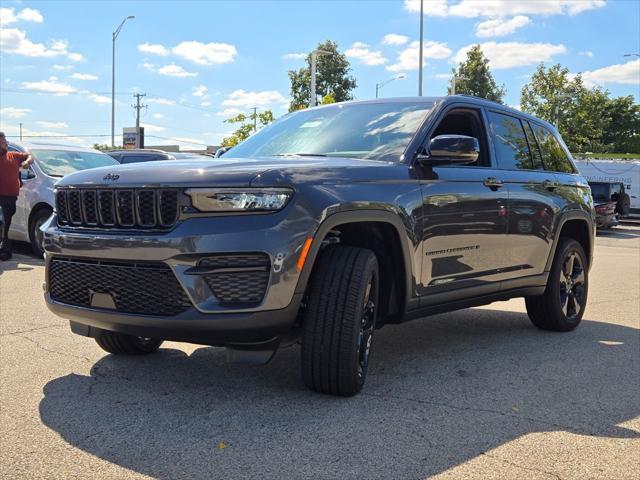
[43, 96, 595, 396]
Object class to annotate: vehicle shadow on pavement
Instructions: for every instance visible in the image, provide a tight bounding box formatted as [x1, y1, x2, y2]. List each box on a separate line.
[0, 255, 43, 274]
[39, 309, 640, 479]
[596, 226, 640, 240]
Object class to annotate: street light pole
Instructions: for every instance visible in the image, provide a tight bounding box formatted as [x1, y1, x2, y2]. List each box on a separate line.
[111, 15, 134, 148]
[623, 53, 640, 58]
[310, 49, 332, 107]
[418, 0, 424, 96]
[375, 74, 406, 98]
[450, 75, 468, 95]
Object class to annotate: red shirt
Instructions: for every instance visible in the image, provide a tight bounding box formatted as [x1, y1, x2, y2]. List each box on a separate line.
[0, 151, 28, 197]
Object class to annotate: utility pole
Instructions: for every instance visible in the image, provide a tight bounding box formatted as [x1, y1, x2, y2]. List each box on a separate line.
[252, 107, 257, 132]
[111, 15, 135, 148]
[132, 93, 147, 148]
[418, 0, 424, 96]
[450, 75, 468, 95]
[19, 123, 23, 141]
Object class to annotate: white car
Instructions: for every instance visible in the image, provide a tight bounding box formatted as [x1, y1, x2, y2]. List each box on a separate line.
[3, 142, 118, 256]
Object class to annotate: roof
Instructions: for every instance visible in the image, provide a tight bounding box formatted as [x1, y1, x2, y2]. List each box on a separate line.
[8, 141, 104, 153]
[108, 149, 171, 155]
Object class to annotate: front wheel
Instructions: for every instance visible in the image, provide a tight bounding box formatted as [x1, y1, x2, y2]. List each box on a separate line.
[301, 245, 379, 396]
[525, 237, 588, 331]
[29, 208, 52, 258]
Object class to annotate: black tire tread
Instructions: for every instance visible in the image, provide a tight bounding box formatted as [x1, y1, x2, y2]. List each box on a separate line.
[301, 245, 377, 396]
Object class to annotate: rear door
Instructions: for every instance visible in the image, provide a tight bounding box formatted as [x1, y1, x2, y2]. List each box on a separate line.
[486, 111, 560, 282]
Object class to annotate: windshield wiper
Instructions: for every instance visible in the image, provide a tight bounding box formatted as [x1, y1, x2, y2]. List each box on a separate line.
[272, 153, 327, 157]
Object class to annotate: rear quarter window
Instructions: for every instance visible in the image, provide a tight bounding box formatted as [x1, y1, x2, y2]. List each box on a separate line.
[532, 125, 576, 174]
[487, 111, 533, 170]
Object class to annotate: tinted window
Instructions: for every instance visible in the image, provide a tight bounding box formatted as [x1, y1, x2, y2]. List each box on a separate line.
[532, 125, 575, 173]
[122, 155, 162, 164]
[488, 111, 532, 170]
[523, 121, 544, 169]
[589, 183, 610, 202]
[227, 102, 434, 162]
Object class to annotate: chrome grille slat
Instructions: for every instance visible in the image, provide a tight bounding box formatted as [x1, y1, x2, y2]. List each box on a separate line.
[55, 188, 179, 230]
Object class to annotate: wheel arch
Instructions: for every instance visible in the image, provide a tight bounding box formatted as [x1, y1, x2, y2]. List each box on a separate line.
[295, 210, 415, 324]
[28, 202, 54, 231]
[546, 211, 594, 272]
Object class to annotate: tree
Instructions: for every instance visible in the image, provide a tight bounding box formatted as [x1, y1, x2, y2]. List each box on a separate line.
[520, 63, 640, 154]
[92, 143, 115, 151]
[447, 45, 505, 103]
[221, 110, 274, 147]
[288, 40, 357, 111]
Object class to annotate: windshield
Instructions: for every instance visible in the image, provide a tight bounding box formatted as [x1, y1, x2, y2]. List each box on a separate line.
[589, 183, 610, 202]
[227, 102, 434, 162]
[32, 149, 118, 177]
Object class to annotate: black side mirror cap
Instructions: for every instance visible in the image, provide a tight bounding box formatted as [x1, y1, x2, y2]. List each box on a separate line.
[417, 134, 480, 166]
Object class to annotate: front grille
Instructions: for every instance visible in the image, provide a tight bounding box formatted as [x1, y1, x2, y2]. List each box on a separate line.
[199, 254, 270, 305]
[49, 257, 192, 316]
[55, 188, 180, 230]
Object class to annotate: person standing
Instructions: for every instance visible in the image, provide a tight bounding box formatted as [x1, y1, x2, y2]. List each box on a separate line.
[0, 132, 33, 261]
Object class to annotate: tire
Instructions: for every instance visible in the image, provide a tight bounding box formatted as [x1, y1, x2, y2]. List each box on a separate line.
[301, 245, 379, 396]
[95, 333, 163, 355]
[525, 237, 588, 332]
[29, 207, 52, 258]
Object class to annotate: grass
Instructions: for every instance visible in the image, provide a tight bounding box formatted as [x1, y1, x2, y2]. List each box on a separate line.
[575, 153, 640, 159]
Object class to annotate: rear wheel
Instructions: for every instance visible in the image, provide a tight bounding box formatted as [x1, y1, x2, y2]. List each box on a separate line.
[301, 245, 379, 396]
[95, 333, 163, 355]
[525, 237, 588, 331]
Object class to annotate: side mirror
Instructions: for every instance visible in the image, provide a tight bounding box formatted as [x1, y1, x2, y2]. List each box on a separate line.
[20, 168, 36, 180]
[214, 147, 230, 158]
[417, 134, 479, 166]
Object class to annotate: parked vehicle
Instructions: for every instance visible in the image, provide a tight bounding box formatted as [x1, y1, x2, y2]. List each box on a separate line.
[43, 96, 595, 396]
[3, 142, 117, 256]
[594, 201, 618, 229]
[575, 160, 639, 215]
[588, 181, 631, 217]
[107, 149, 174, 164]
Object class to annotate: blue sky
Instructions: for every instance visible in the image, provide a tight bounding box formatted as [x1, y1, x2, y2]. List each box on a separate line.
[1, 0, 639, 149]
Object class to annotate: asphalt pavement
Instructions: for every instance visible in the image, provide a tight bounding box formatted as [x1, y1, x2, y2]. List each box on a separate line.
[1, 227, 639, 479]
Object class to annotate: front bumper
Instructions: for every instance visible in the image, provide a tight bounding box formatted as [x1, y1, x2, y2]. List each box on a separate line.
[42, 205, 314, 345]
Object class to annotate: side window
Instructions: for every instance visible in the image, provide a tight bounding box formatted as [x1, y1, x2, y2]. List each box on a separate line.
[523, 121, 544, 169]
[122, 155, 153, 164]
[487, 111, 533, 170]
[429, 108, 490, 167]
[532, 125, 576, 174]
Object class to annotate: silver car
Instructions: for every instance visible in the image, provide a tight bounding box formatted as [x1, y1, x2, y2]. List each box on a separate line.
[4, 142, 117, 256]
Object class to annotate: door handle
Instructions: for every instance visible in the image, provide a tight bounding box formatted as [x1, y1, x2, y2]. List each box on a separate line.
[543, 179, 559, 190]
[483, 177, 504, 189]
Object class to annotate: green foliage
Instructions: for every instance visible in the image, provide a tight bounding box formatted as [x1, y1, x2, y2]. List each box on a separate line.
[288, 40, 357, 111]
[221, 110, 275, 147]
[320, 92, 336, 105]
[92, 143, 116, 151]
[521, 63, 640, 153]
[448, 45, 505, 103]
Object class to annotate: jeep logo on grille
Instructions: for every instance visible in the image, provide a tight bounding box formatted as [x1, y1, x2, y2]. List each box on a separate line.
[103, 173, 120, 181]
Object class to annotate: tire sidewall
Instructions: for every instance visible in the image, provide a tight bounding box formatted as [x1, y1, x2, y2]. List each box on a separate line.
[29, 208, 52, 257]
[548, 239, 589, 329]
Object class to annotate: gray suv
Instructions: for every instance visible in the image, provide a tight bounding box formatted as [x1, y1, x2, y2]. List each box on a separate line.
[43, 96, 595, 396]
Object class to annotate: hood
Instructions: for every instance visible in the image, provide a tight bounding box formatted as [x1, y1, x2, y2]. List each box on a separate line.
[55, 156, 399, 188]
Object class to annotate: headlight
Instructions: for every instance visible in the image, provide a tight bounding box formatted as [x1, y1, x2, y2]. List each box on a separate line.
[185, 188, 293, 213]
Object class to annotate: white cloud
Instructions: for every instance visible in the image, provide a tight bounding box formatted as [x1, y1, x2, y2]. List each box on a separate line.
[86, 93, 111, 104]
[192, 85, 208, 97]
[581, 59, 640, 86]
[404, 0, 605, 17]
[67, 52, 84, 61]
[216, 107, 243, 117]
[53, 64, 72, 70]
[0, 7, 44, 25]
[36, 121, 68, 129]
[147, 97, 176, 106]
[21, 78, 76, 95]
[475, 15, 531, 37]
[0, 107, 31, 118]
[141, 123, 165, 132]
[70, 72, 98, 81]
[282, 52, 306, 60]
[222, 89, 287, 108]
[152, 113, 164, 119]
[200, 101, 212, 107]
[138, 42, 169, 56]
[453, 41, 566, 69]
[433, 73, 452, 80]
[172, 41, 237, 65]
[1, 28, 66, 57]
[579, 51, 594, 58]
[382, 34, 409, 46]
[345, 42, 387, 66]
[387, 40, 452, 72]
[158, 64, 198, 77]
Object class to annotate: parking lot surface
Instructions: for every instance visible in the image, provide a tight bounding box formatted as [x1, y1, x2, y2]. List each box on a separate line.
[1, 226, 639, 480]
